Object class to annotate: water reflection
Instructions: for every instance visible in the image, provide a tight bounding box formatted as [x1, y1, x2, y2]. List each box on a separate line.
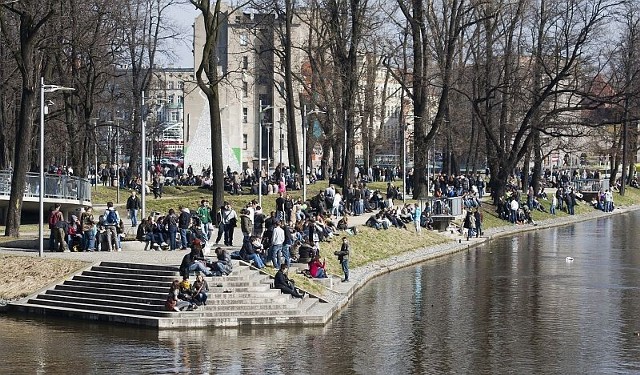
[2, 211, 640, 374]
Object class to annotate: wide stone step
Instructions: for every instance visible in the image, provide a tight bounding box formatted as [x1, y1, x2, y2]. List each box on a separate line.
[91, 265, 179, 277]
[35, 294, 166, 311]
[63, 280, 170, 293]
[82, 270, 177, 282]
[73, 275, 172, 288]
[45, 289, 165, 305]
[200, 296, 291, 305]
[99, 261, 179, 272]
[195, 301, 302, 312]
[26, 298, 172, 317]
[63, 279, 273, 294]
[54, 284, 283, 300]
[54, 284, 167, 299]
[190, 290, 283, 299]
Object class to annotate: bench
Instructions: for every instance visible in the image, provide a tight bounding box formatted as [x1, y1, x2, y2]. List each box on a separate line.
[431, 215, 456, 232]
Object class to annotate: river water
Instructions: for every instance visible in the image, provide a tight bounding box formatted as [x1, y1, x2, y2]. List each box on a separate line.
[2, 211, 640, 374]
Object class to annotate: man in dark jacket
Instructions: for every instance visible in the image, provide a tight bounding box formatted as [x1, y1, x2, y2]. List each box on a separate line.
[178, 207, 192, 250]
[126, 191, 141, 227]
[180, 240, 212, 277]
[274, 264, 304, 298]
[334, 237, 350, 282]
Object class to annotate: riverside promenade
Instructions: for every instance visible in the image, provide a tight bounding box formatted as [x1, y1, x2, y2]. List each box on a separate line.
[1, 202, 637, 327]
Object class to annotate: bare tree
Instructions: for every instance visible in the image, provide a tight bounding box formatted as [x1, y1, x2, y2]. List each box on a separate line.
[324, 0, 370, 193]
[610, 1, 640, 195]
[0, 1, 57, 236]
[189, 0, 232, 212]
[395, 0, 477, 198]
[116, 0, 178, 179]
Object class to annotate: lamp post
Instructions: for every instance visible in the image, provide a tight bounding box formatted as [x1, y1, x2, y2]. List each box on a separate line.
[258, 100, 272, 207]
[402, 123, 407, 204]
[39, 78, 74, 257]
[445, 119, 451, 176]
[279, 118, 284, 171]
[141, 92, 146, 221]
[302, 105, 326, 202]
[265, 123, 272, 175]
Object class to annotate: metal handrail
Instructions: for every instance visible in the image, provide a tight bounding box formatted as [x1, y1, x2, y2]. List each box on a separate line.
[573, 178, 610, 192]
[0, 170, 92, 202]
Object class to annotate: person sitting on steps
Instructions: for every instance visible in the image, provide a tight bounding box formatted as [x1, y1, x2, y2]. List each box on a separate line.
[308, 254, 327, 278]
[274, 264, 305, 298]
[165, 279, 196, 312]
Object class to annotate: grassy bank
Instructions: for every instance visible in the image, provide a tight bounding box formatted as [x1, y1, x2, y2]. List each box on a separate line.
[0, 255, 88, 301]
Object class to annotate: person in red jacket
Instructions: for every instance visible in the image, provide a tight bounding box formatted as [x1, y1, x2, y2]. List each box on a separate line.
[308, 255, 327, 278]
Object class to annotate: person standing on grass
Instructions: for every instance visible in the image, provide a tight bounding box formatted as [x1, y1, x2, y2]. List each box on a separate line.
[126, 190, 141, 227]
[197, 200, 212, 241]
[335, 237, 350, 282]
[413, 204, 422, 233]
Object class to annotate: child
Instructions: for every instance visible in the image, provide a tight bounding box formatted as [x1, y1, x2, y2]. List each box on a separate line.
[334, 237, 350, 282]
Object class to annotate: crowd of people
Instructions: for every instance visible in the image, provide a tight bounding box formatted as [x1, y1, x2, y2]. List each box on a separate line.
[55, 162, 634, 311]
[47, 201, 127, 252]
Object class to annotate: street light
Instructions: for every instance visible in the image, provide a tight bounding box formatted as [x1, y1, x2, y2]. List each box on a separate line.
[279, 117, 284, 172]
[302, 105, 325, 202]
[141, 91, 147, 221]
[258, 100, 272, 207]
[265, 123, 272, 174]
[402, 122, 407, 204]
[39, 77, 74, 257]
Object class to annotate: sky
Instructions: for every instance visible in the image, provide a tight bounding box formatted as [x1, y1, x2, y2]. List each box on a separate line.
[164, 2, 201, 68]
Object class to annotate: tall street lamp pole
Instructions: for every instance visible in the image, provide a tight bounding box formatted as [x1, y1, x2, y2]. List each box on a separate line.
[141, 92, 146, 221]
[402, 123, 407, 204]
[266, 123, 272, 176]
[258, 100, 272, 207]
[302, 105, 326, 202]
[279, 118, 284, 171]
[39, 78, 74, 257]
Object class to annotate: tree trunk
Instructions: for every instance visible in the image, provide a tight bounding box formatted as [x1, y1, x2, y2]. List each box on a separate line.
[208, 88, 224, 211]
[5, 75, 36, 237]
[283, 0, 300, 173]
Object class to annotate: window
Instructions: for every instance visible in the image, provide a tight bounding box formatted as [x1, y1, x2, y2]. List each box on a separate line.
[170, 111, 178, 122]
[240, 33, 248, 46]
[178, 95, 183, 104]
[242, 82, 248, 98]
[178, 81, 184, 89]
[279, 108, 285, 123]
[168, 81, 174, 90]
[242, 107, 248, 123]
[242, 134, 248, 150]
[242, 56, 248, 70]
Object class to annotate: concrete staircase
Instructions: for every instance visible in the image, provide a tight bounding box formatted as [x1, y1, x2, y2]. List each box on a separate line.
[8, 261, 334, 329]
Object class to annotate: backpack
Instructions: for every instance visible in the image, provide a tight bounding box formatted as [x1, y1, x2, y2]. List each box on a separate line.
[105, 209, 118, 225]
[48, 210, 61, 227]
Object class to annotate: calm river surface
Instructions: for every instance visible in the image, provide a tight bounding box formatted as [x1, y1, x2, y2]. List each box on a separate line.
[2, 211, 640, 374]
